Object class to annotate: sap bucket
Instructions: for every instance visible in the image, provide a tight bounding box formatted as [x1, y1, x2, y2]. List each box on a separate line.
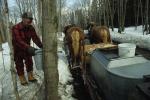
[34, 49, 43, 70]
[118, 43, 136, 58]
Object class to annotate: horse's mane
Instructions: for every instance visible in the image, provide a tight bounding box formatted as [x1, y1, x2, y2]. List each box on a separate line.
[93, 26, 111, 43]
[96, 26, 110, 34]
[63, 24, 75, 35]
[68, 27, 84, 35]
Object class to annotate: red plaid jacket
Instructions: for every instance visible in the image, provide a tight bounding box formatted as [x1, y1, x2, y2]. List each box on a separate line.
[12, 22, 42, 58]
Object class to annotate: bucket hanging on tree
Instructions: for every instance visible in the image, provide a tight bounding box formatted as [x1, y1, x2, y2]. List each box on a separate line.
[34, 49, 43, 70]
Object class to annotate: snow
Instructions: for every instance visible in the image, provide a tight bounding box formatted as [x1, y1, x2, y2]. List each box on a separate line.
[57, 32, 77, 100]
[57, 49, 73, 84]
[0, 32, 76, 100]
[0, 43, 44, 100]
[110, 26, 150, 50]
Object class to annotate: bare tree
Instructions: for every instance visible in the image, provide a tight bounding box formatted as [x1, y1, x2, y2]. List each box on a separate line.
[42, 0, 59, 99]
[0, 0, 7, 43]
[117, 0, 128, 33]
[144, 0, 149, 34]
[3, 0, 20, 100]
[14, 0, 40, 34]
[108, 0, 116, 31]
[9, 6, 20, 24]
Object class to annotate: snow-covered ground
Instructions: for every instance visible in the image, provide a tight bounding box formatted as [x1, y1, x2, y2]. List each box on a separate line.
[0, 32, 76, 100]
[57, 32, 76, 100]
[0, 43, 44, 100]
[110, 26, 150, 50]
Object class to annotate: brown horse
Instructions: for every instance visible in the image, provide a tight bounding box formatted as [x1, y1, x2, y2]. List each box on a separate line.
[87, 22, 112, 44]
[63, 24, 75, 36]
[63, 24, 75, 49]
[64, 26, 85, 69]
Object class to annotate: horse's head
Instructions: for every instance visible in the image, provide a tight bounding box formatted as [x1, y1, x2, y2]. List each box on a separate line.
[90, 26, 112, 44]
[63, 24, 76, 36]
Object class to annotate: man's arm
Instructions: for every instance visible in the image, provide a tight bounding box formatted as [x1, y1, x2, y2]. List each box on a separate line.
[30, 27, 43, 48]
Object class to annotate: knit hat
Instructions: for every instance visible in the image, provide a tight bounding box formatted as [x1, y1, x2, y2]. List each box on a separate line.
[22, 12, 33, 20]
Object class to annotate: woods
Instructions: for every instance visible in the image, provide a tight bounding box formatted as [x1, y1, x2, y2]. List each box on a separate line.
[64, 0, 150, 34]
[0, 0, 150, 100]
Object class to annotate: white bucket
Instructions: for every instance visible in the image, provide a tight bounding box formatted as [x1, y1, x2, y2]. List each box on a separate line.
[118, 43, 136, 58]
[34, 49, 43, 70]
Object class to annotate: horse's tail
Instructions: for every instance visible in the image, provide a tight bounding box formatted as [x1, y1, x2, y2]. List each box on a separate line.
[71, 30, 80, 57]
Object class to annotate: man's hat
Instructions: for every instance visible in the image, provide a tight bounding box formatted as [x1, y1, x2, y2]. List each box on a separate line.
[22, 12, 33, 19]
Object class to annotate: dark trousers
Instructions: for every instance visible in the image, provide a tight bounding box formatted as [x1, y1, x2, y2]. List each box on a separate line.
[14, 56, 33, 76]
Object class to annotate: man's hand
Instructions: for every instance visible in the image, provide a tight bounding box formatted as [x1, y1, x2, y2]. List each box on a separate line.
[27, 46, 36, 56]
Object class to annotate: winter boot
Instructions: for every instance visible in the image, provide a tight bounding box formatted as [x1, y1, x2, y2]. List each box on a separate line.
[19, 75, 28, 85]
[28, 71, 37, 82]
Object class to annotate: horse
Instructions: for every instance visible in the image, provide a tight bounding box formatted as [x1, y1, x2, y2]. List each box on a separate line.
[63, 24, 75, 36]
[64, 26, 85, 69]
[87, 22, 112, 44]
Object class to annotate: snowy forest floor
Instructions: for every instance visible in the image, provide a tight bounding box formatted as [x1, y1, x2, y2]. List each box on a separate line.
[0, 32, 77, 100]
[0, 43, 44, 100]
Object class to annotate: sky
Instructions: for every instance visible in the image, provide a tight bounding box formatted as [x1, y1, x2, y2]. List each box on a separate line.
[65, 0, 80, 9]
[66, 0, 76, 6]
[8, 0, 77, 8]
[7, 0, 86, 12]
[8, 0, 16, 8]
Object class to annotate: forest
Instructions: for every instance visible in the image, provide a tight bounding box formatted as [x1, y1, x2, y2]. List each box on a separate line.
[0, 0, 150, 100]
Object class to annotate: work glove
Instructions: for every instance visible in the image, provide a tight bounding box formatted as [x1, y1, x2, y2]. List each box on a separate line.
[27, 46, 36, 56]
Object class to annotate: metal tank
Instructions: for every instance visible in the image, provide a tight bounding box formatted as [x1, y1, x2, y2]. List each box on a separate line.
[88, 49, 150, 100]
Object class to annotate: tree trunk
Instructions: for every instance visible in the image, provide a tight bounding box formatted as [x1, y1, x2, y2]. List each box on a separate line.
[144, 0, 149, 34]
[135, 0, 139, 29]
[3, 0, 20, 100]
[58, 0, 62, 32]
[38, 0, 42, 35]
[118, 0, 128, 33]
[42, 0, 59, 99]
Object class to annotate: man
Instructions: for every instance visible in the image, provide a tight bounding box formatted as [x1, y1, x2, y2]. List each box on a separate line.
[12, 12, 43, 85]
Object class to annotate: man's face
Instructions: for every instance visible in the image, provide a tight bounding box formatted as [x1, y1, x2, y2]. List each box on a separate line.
[22, 18, 33, 26]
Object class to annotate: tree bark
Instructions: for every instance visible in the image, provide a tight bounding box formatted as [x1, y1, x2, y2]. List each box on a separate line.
[42, 0, 59, 99]
[3, 0, 20, 100]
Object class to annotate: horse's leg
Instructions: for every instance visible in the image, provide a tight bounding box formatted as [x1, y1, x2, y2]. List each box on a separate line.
[80, 42, 86, 71]
[79, 43, 87, 85]
[64, 39, 72, 69]
[63, 38, 67, 53]
[79, 45, 84, 69]
[74, 56, 77, 67]
[67, 51, 71, 70]
[67, 44, 74, 70]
